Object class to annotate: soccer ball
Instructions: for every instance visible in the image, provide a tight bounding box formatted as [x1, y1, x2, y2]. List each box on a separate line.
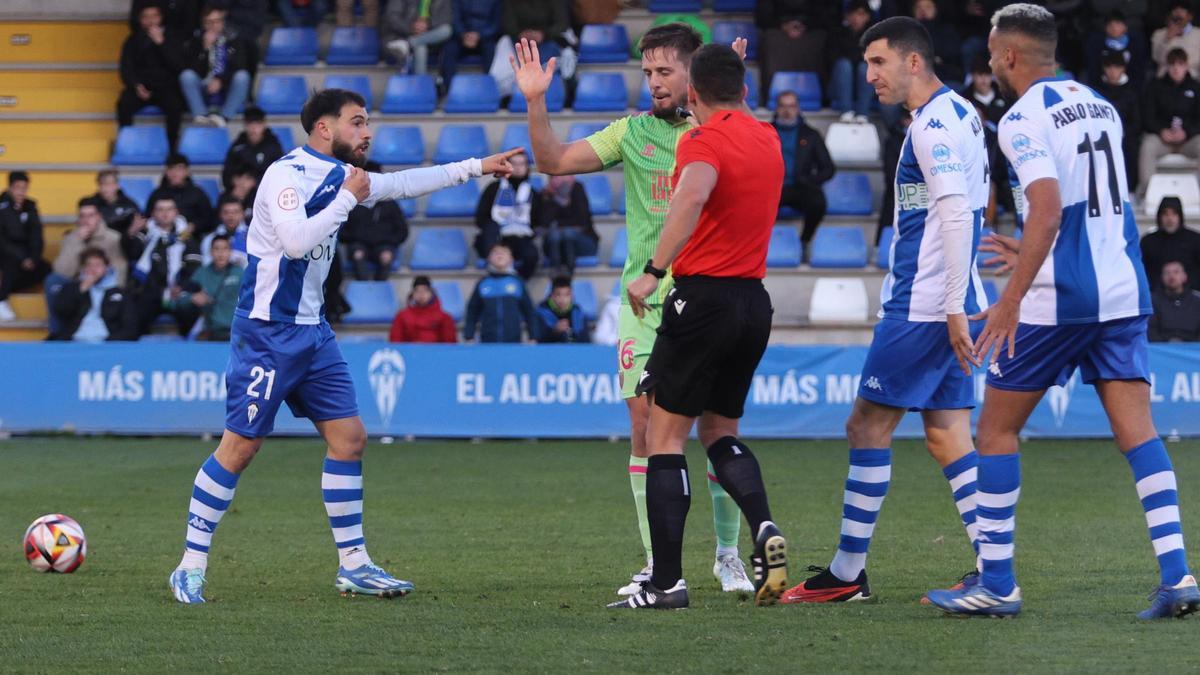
[23, 514, 87, 573]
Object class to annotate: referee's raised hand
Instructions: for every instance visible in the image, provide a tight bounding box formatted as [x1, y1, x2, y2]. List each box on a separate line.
[626, 273, 658, 319]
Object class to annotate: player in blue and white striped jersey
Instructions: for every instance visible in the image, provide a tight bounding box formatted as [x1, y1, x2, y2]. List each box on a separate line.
[168, 89, 522, 604]
[782, 17, 990, 606]
[929, 4, 1199, 620]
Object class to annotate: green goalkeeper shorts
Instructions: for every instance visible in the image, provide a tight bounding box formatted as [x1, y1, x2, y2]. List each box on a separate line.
[617, 303, 661, 400]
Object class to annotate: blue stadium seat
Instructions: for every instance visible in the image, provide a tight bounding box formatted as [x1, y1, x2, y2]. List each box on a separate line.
[409, 228, 469, 268]
[326, 26, 380, 65]
[433, 125, 488, 163]
[425, 180, 479, 218]
[575, 254, 599, 268]
[876, 226, 894, 269]
[432, 280, 464, 321]
[111, 126, 168, 165]
[381, 75, 437, 114]
[178, 127, 231, 165]
[399, 198, 417, 217]
[342, 281, 397, 324]
[712, 21, 757, 60]
[257, 75, 308, 115]
[194, 177, 220, 207]
[509, 73, 565, 112]
[579, 24, 630, 64]
[766, 226, 801, 267]
[769, 71, 821, 111]
[616, 185, 626, 215]
[371, 125, 425, 165]
[322, 74, 373, 110]
[270, 125, 295, 150]
[578, 174, 613, 215]
[265, 27, 318, 65]
[648, 0, 701, 11]
[119, 177, 155, 211]
[573, 280, 598, 320]
[444, 74, 500, 113]
[713, 0, 755, 10]
[499, 124, 533, 164]
[809, 227, 869, 268]
[609, 228, 628, 267]
[824, 173, 873, 216]
[135, 105, 163, 117]
[574, 72, 628, 112]
[567, 122, 606, 143]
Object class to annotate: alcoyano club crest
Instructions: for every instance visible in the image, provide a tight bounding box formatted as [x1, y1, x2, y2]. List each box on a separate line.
[368, 349, 406, 427]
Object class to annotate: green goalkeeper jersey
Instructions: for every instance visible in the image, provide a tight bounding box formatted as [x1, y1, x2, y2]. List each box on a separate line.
[585, 113, 690, 306]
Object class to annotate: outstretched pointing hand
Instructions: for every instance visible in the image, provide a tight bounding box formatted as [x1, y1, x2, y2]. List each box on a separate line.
[482, 147, 526, 177]
[509, 37, 558, 100]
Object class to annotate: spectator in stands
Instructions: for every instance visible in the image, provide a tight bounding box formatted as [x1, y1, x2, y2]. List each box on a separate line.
[536, 276, 590, 343]
[91, 169, 142, 234]
[222, 106, 284, 190]
[570, 0, 621, 32]
[149, 153, 215, 236]
[324, 249, 351, 324]
[201, 195, 250, 267]
[177, 5, 255, 128]
[877, 109, 911, 244]
[224, 0, 269, 40]
[1149, 260, 1200, 341]
[130, 0, 200, 38]
[773, 91, 835, 250]
[911, 0, 963, 87]
[122, 196, 203, 337]
[0, 172, 50, 322]
[1138, 48, 1200, 197]
[441, 0, 503, 87]
[54, 198, 128, 286]
[118, 4, 185, 151]
[389, 275, 458, 342]
[343, 162, 409, 281]
[463, 243, 536, 343]
[219, 166, 260, 221]
[48, 248, 136, 342]
[1152, 1, 1200, 79]
[171, 234, 244, 341]
[756, 2, 829, 108]
[337, 0, 379, 26]
[1085, 10, 1150, 89]
[1142, 196, 1200, 292]
[960, 57, 1012, 219]
[383, 0, 453, 75]
[539, 174, 596, 275]
[276, 0, 329, 27]
[504, 0, 569, 63]
[475, 152, 540, 279]
[828, 0, 875, 122]
[1096, 50, 1142, 192]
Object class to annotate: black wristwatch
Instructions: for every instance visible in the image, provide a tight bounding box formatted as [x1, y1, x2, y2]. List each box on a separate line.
[643, 261, 667, 279]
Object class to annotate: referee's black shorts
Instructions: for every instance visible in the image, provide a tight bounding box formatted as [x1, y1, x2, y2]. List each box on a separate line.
[635, 275, 772, 419]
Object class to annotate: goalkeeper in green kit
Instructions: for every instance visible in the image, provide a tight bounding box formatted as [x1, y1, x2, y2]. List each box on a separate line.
[510, 24, 754, 595]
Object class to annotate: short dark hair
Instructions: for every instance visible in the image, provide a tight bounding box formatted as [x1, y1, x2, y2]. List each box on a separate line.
[846, 0, 871, 14]
[96, 168, 118, 183]
[991, 4, 1058, 57]
[859, 16, 934, 66]
[78, 196, 101, 211]
[688, 43, 745, 105]
[1169, 0, 1192, 14]
[79, 246, 108, 268]
[166, 152, 189, 167]
[775, 89, 799, 106]
[969, 55, 991, 75]
[637, 22, 703, 63]
[152, 195, 177, 209]
[209, 234, 231, 247]
[201, 3, 224, 18]
[1101, 51, 1128, 69]
[1168, 47, 1190, 65]
[1105, 9, 1127, 24]
[551, 276, 572, 290]
[8, 171, 29, 186]
[243, 105, 266, 123]
[218, 194, 242, 209]
[489, 242, 512, 254]
[300, 88, 366, 134]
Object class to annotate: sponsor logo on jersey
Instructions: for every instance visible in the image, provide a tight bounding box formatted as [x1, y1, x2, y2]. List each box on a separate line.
[247, 402, 259, 423]
[928, 142, 962, 176]
[673, 299, 687, 315]
[932, 143, 952, 162]
[1009, 133, 1048, 166]
[318, 184, 336, 196]
[896, 182, 930, 211]
[368, 348, 406, 427]
[291, 164, 306, 173]
[641, 143, 656, 157]
[277, 187, 299, 210]
[924, 118, 945, 130]
[1006, 112, 1025, 122]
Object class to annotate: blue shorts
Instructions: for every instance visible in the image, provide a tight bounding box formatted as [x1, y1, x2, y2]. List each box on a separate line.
[858, 318, 974, 411]
[985, 315, 1150, 391]
[224, 315, 359, 438]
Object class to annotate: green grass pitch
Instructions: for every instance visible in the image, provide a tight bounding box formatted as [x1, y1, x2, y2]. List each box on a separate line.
[2, 436, 1199, 672]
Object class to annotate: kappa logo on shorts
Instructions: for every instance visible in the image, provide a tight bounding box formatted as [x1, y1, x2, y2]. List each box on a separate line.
[673, 299, 687, 315]
[988, 362, 1003, 378]
[864, 376, 882, 391]
[247, 402, 259, 424]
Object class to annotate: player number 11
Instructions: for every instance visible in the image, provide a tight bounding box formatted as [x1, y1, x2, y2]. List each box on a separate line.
[1076, 131, 1122, 218]
[247, 366, 276, 400]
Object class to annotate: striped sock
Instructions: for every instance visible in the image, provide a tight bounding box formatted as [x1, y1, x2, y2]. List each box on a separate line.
[708, 459, 741, 555]
[180, 453, 240, 572]
[323, 458, 371, 570]
[629, 455, 652, 564]
[1126, 438, 1191, 586]
[977, 453, 1020, 597]
[942, 451, 980, 556]
[829, 448, 891, 583]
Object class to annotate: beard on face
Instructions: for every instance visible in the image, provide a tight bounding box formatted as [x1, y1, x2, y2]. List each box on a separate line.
[651, 91, 689, 120]
[332, 137, 366, 167]
[993, 69, 1016, 100]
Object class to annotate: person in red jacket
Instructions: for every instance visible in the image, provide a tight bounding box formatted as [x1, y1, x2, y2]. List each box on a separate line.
[388, 275, 457, 343]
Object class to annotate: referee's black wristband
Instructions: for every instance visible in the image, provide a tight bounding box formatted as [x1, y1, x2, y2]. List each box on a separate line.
[643, 262, 667, 279]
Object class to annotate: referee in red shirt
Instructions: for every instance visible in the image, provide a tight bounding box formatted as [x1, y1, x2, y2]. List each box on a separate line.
[609, 43, 788, 610]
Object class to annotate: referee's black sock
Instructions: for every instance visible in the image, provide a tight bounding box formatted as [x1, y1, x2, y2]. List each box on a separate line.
[707, 436, 773, 537]
[646, 453, 691, 590]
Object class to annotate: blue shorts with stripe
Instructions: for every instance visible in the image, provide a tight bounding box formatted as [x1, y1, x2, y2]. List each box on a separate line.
[985, 315, 1150, 391]
[224, 315, 359, 438]
[857, 318, 975, 411]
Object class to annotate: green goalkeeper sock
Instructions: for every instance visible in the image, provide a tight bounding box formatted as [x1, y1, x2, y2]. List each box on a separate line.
[708, 459, 741, 554]
[628, 455, 652, 563]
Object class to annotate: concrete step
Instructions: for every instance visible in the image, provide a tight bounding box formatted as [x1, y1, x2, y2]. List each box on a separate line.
[9, 292, 46, 320]
[0, 137, 110, 164]
[0, 323, 48, 341]
[0, 119, 117, 140]
[0, 69, 122, 90]
[0, 21, 125, 64]
[0, 169, 94, 217]
[0, 86, 118, 114]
